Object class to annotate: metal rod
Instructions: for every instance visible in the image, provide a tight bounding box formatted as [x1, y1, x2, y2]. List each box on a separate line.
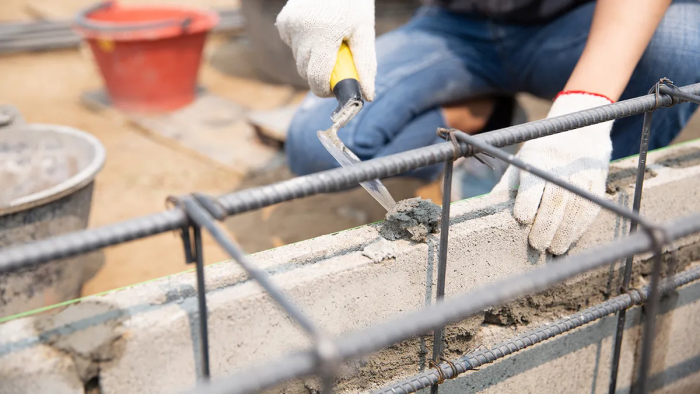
[636, 247, 665, 394]
[372, 264, 700, 394]
[452, 132, 656, 230]
[0, 10, 244, 54]
[659, 86, 700, 105]
[430, 159, 454, 394]
[609, 106, 656, 394]
[193, 225, 211, 380]
[3, 83, 700, 275]
[180, 213, 700, 394]
[180, 196, 321, 337]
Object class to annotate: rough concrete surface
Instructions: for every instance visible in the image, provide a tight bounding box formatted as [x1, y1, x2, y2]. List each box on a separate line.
[1, 140, 700, 394]
[379, 197, 442, 242]
[361, 238, 398, 263]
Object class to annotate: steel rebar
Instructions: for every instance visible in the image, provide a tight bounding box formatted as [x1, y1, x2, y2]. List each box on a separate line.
[659, 86, 700, 105]
[0, 9, 244, 54]
[609, 86, 659, 394]
[636, 236, 667, 394]
[451, 132, 657, 230]
[430, 159, 454, 394]
[3, 82, 699, 276]
[193, 225, 211, 380]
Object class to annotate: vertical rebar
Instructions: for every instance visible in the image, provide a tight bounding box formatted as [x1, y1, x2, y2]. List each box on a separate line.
[193, 225, 211, 380]
[636, 240, 665, 394]
[179, 195, 335, 390]
[608, 109, 655, 394]
[631, 82, 700, 392]
[430, 159, 454, 394]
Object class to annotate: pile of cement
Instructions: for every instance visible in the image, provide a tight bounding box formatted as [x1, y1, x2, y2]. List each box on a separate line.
[379, 197, 442, 243]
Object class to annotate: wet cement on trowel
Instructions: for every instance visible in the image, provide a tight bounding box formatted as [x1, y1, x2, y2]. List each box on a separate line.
[379, 197, 442, 243]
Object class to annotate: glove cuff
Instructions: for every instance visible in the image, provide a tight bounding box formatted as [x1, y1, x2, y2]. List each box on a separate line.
[548, 90, 614, 119]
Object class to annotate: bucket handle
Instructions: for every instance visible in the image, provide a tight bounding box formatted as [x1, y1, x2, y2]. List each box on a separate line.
[73, 1, 193, 33]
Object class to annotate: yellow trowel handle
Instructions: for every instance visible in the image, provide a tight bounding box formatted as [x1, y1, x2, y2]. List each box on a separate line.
[329, 42, 364, 121]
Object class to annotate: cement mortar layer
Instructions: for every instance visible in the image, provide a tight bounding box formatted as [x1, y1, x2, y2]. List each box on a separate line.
[1, 141, 700, 394]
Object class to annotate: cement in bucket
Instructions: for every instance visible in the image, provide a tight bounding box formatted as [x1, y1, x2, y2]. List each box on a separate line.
[0, 108, 106, 318]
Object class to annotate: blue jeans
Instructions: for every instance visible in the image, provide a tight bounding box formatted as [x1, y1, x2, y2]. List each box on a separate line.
[286, 0, 700, 186]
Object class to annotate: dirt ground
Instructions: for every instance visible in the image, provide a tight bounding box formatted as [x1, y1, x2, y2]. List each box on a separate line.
[1, 1, 699, 297]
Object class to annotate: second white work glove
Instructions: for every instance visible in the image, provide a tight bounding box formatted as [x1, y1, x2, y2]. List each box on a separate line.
[275, 0, 377, 101]
[493, 91, 615, 255]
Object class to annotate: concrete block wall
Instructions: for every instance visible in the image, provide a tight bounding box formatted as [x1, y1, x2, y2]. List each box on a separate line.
[2, 140, 700, 394]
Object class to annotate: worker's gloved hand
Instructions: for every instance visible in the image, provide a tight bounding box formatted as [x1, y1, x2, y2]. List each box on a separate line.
[275, 0, 377, 101]
[493, 91, 615, 255]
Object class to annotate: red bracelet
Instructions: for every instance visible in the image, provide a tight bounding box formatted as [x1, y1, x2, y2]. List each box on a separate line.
[554, 90, 615, 103]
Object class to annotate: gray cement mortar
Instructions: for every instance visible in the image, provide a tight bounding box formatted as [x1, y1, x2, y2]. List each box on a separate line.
[657, 146, 700, 168]
[379, 197, 441, 243]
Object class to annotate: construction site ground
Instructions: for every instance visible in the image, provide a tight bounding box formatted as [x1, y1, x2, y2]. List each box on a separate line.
[2, 0, 700, 298]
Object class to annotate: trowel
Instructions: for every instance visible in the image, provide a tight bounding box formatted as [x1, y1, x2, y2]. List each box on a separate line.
[317, 42, 397, 212]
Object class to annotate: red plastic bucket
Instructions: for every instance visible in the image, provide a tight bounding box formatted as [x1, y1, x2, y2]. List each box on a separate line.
[73, 1, 219, 113]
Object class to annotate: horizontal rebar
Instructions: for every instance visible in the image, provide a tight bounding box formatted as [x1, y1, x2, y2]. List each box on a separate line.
[453, 131, 656, 230]
[0, 9, 244, 53]
[659, 86, 700, 105]
[180, 213, 700, 394]
[373, 263, 700, 393]
[2, 82, 699, 275]
[215, 82, 700, 216]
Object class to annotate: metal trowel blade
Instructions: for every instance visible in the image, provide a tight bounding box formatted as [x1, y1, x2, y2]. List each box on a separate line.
[317, 125, 397, 212]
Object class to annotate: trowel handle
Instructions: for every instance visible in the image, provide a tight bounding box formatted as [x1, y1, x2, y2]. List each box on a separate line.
[330, 42, 364, 121]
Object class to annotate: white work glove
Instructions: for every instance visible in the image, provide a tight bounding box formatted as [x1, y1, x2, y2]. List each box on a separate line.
[275, 0, 377, 100]
[493, 91, 615, 255]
